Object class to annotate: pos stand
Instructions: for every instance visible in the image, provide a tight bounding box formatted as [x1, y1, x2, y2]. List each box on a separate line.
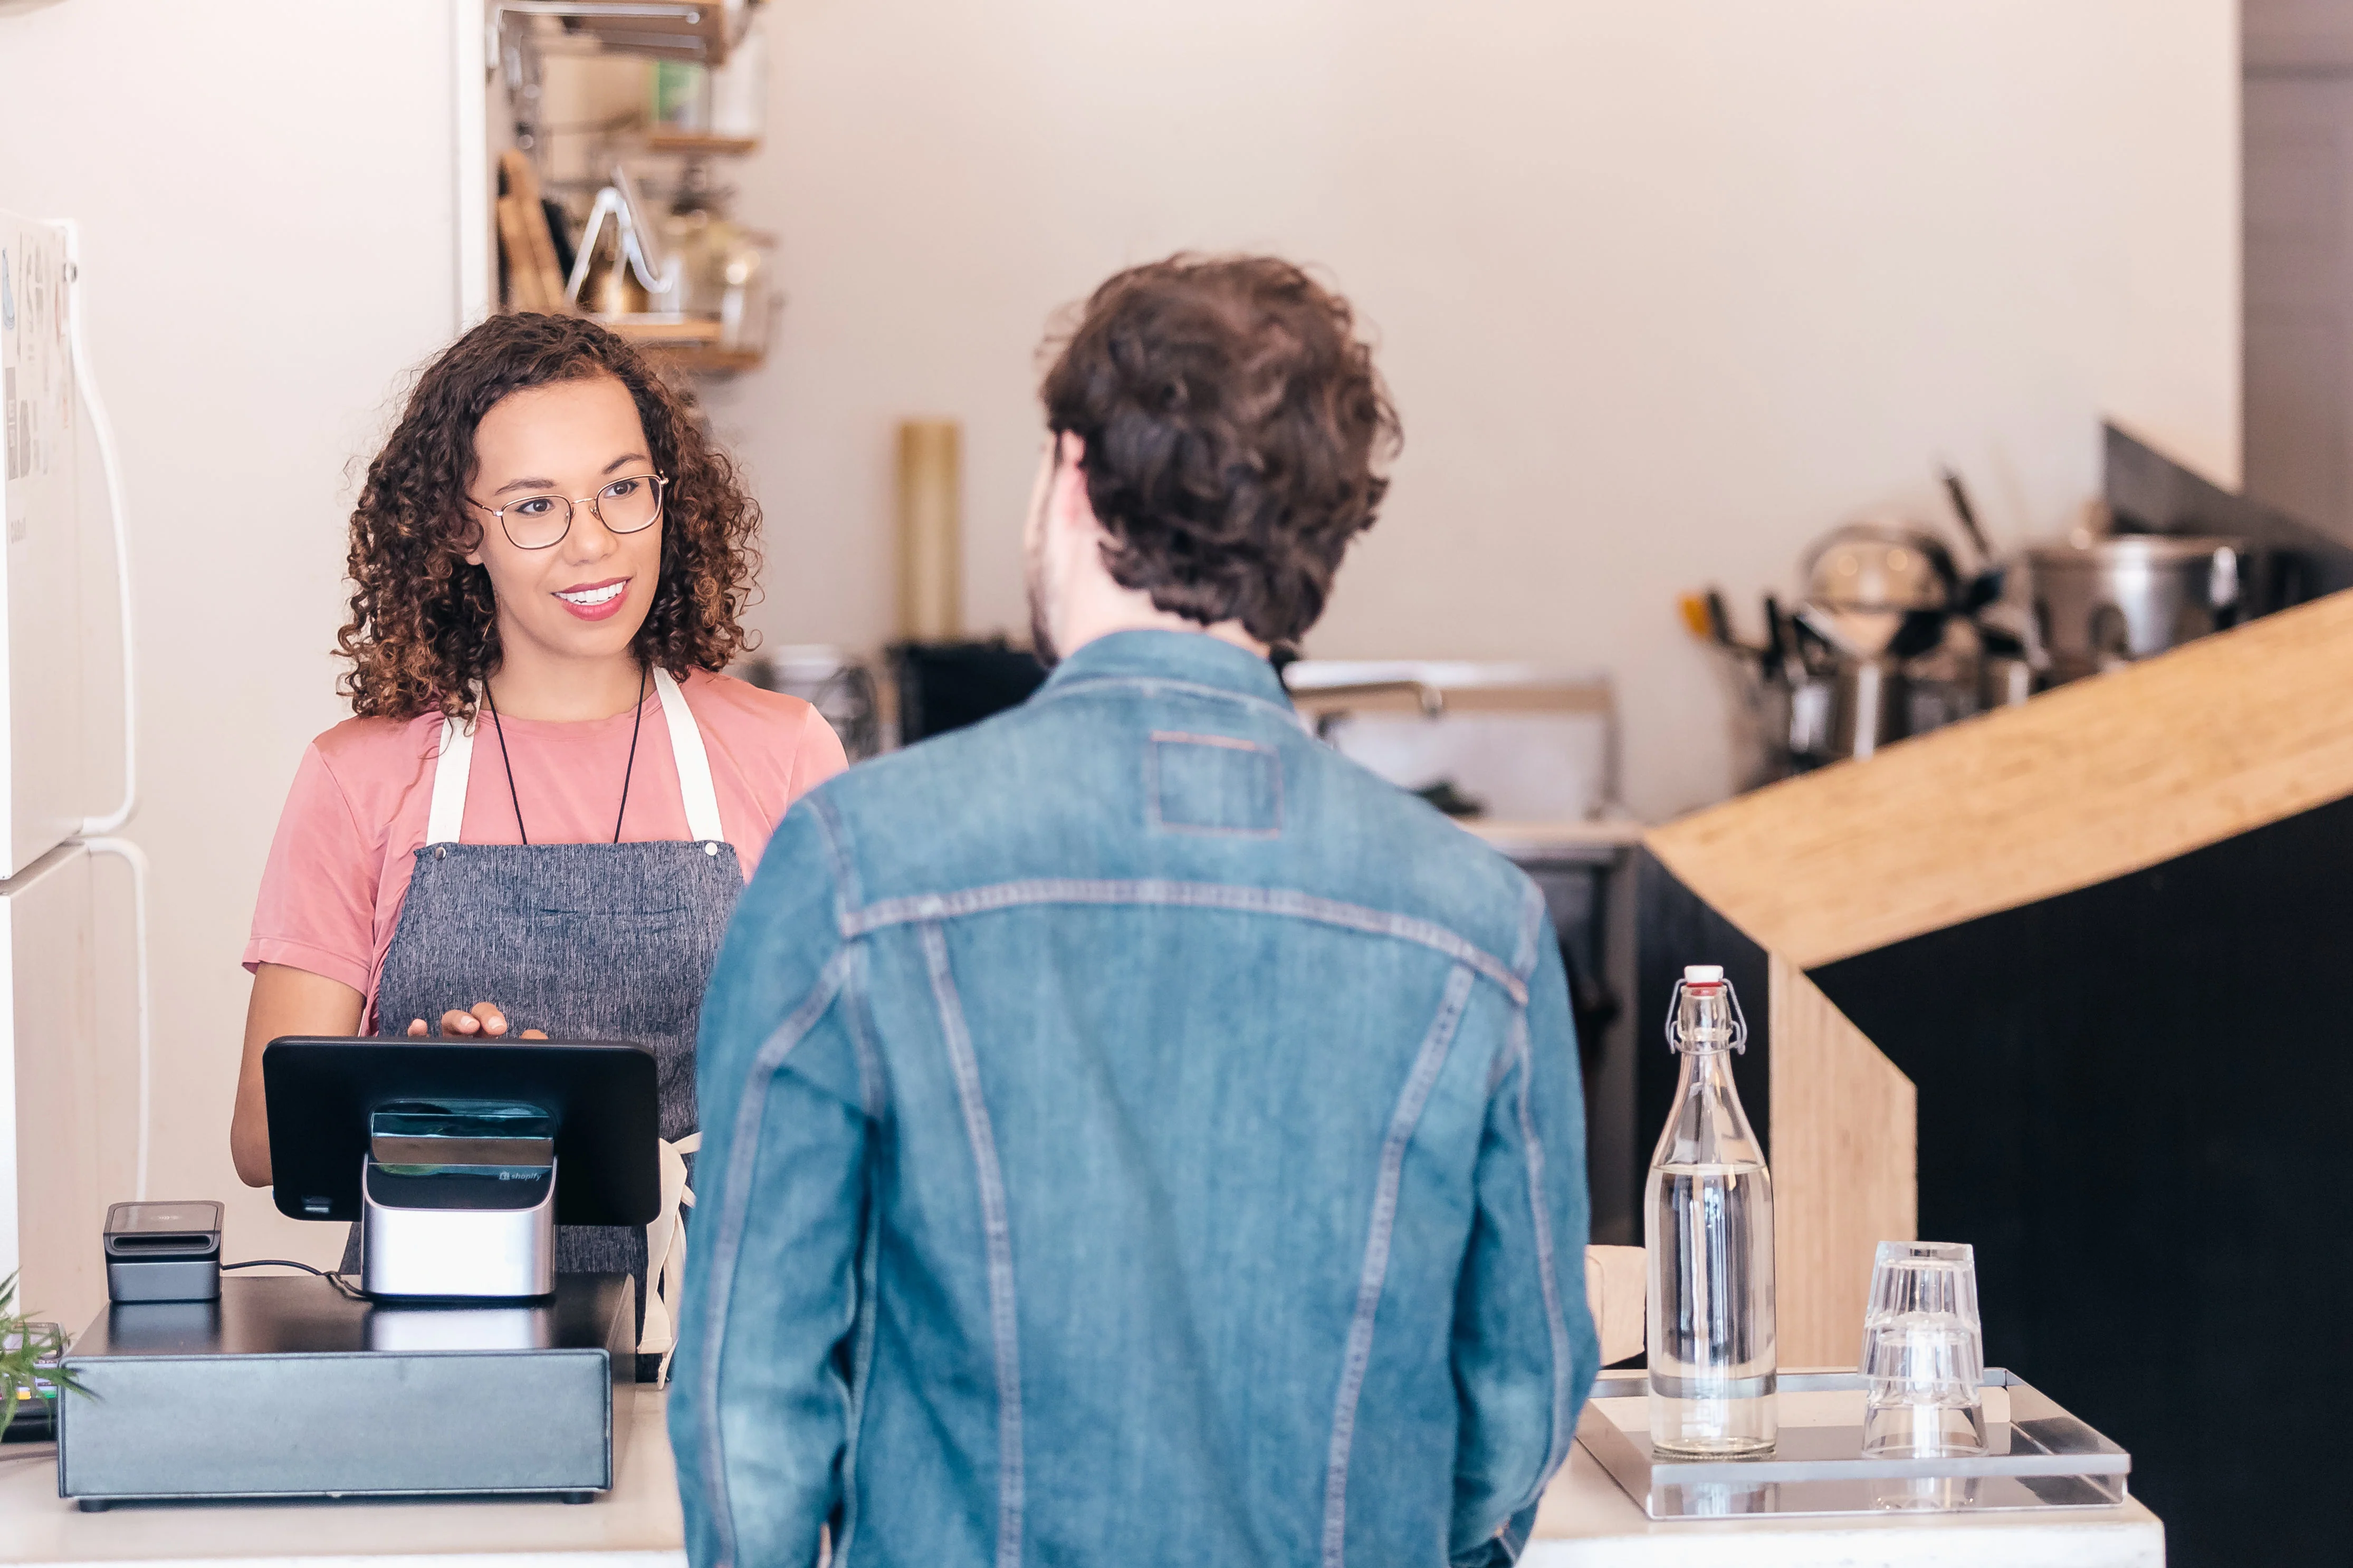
[56, 1038, 659, 1509]
[360, 1101, 559, 1298]
[260, 1035, 662, 1290]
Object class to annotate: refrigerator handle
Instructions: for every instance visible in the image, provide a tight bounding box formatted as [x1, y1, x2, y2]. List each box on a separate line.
[81, 838, 152, 1201]
[56, 219, 139, 836]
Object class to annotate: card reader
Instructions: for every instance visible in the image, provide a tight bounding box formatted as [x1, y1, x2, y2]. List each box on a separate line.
[102, 1201, 223, 1304]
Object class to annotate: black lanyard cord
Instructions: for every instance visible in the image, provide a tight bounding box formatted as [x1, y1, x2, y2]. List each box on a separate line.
[482, 661, 651, 848]
[611, 661, 650, 844]
[483, 682, 530, 847]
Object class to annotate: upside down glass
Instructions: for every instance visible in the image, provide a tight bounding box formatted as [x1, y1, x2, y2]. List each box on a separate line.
[1646, 965, 1777, 1457]
[1859, 1240, 1987, 1458]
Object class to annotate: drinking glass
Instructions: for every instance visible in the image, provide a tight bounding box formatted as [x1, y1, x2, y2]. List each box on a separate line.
[1859, 1240, 1987, 1457]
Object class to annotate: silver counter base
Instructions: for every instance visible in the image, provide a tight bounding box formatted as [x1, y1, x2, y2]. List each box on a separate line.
[58, 1274, 633, 1507]
[1580, 1368, 2131, 1519]
[360, 1153, 558, 1300]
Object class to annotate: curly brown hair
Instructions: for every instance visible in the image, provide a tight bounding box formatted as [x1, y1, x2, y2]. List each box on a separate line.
[1040, 255, 1401, 647]
[337, 312, 761, 721]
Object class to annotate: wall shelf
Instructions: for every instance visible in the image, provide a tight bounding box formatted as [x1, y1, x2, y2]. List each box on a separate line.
[463, 0, 773, 376]
[646, 344, 764, 376]
[598, 314, 723, 344]
[645, 130, 759, 157]
[595, 317, 765, 375]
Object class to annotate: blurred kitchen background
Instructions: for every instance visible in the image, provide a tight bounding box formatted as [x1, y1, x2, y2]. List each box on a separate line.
[5, 0, 2342, 1261]
[452, 0, 2259, 813]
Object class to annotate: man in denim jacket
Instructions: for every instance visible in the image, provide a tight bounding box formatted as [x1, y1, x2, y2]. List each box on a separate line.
[673, 256, 1600, 1567]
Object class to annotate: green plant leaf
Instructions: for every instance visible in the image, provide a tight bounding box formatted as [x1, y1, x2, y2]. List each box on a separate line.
[0, 1272, 90, 1442]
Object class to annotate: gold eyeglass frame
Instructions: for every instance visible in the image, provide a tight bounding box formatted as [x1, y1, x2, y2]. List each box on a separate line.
[466, 471, 669, 551]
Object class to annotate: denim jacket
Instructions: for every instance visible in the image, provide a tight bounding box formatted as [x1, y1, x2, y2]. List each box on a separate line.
[671, 630, 1599, 1568]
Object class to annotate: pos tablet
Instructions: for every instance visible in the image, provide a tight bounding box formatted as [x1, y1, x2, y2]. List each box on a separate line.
[262, 1036, 661, 1228]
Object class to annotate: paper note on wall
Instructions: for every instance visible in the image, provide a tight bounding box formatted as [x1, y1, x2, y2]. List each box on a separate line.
[1, 217, 75, 542]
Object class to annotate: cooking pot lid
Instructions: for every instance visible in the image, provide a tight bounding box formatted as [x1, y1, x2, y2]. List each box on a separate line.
[2026, 533, 2247, 566]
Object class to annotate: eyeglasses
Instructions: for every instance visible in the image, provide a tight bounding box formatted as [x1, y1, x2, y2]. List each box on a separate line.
[467, 472, 668, 551]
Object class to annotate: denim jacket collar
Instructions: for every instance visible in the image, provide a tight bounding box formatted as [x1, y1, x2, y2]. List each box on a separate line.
[1037, 629, 1296, 717]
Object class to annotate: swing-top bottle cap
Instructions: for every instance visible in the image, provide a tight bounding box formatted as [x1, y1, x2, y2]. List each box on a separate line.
[1683, 965, 1725, 984]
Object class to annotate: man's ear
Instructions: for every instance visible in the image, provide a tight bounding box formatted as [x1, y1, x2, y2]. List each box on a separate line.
[1049, 433, 1101, 543]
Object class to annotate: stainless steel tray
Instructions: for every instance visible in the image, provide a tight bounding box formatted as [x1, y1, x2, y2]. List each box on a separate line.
[1579, 1368, 2131, 1518]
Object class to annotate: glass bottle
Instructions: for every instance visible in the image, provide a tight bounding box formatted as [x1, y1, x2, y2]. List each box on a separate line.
[1646, 964, 1777, 1456]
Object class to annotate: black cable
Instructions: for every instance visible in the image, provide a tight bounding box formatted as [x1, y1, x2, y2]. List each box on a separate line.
[221, 1259, 324, 1273]
[223, 1258, 369, 1300]
[484, 684, 531, 845]
[613, 660, 648, 844]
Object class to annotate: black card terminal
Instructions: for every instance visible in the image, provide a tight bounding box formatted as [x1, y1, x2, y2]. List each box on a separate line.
[103, 1200, 224, 1304]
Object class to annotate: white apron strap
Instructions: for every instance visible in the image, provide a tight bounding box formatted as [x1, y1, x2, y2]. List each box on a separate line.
[427, 675, 720, 848]
[642, 1131, 700, 1380]
[651, 668, 725, 846]
[425, 712, 476, 845]
[642, 677, 720, 1377]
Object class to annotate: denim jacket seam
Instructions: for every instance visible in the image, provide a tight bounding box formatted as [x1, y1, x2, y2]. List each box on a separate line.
[841, 879, 1526, 1005]
[1030, 672, 1313, 734]
[830, 1175, 886, 1565]
[1484, 1016, 1519, 1098]
[812, 797, 886, 1120]
[920, 921, 1026, 1568]
[1149, 821, 1286, 840]
[1322, 963, 1477, 1568]
[1510, 880, 1545, 982]
[694, 944, 854, 1568]
[843, 939, 889, 1126]
[811, 793, 863, 922]
[1506, 1014, 1575, 1500]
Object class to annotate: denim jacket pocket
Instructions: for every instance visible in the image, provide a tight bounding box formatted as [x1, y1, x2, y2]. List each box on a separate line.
[1147, 732, 1283, 838]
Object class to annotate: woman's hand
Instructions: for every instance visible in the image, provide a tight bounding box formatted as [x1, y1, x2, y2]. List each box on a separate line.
[407, 1002, 549, 1040]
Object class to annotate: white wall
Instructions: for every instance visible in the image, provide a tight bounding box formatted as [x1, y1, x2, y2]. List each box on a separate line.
[0, 0, 2239, 1256]
[0, 0, 458, 1266]
[709, 0, 2240, 818]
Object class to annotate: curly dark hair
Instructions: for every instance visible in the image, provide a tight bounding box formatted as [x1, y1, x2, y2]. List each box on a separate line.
[1039, 255, 1401, 646]
[337, 312, 761, 721]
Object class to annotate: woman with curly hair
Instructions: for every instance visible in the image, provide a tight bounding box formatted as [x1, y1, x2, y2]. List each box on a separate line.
[227, 314, 843, 1344]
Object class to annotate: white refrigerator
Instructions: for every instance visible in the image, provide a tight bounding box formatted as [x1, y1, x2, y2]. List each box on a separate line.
[1, 208, 142, 1337]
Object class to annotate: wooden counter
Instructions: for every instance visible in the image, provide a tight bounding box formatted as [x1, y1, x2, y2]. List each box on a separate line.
[0, 1391, 682, 1567]
[1530, 1424, 2162, 1567]
[0, 1390, 2161, 1567]
[1633, 587, 2353, 1563]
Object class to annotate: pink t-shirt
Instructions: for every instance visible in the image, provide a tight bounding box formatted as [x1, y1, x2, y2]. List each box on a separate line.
[244, 669, 848, 1010]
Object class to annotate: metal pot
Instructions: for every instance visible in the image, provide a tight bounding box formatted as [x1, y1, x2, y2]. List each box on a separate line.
[1804, 523, 1957, 614]
[2027, 535, 2246, 684]
[1788, 523, 1962, 765]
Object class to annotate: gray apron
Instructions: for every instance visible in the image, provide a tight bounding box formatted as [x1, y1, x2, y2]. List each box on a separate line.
[349, 668, 740, 1365]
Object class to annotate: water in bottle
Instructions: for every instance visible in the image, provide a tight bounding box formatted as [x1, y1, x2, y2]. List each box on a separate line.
[1646, 964, 1777, 1456]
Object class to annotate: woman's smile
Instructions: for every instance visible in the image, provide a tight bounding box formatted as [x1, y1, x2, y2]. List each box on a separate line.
[554, 575, 632, 619]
